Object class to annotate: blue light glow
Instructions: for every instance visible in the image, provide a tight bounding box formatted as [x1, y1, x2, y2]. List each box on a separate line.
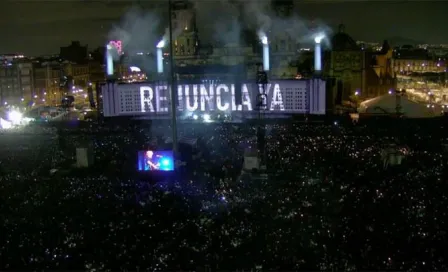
[138, 150, 175, 171]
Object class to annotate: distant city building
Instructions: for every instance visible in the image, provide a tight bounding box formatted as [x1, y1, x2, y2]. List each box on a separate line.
[324, 25, 396, 111]
[60, 41, 88, 63]
[356, 41, 381, 51]
[394, 45, 428, 59]
[90, 46, 105, 64]
[428, 47, 448, 58]
[393, 59, 445, 74]
[0, 54, 25, 62]
[16, 61, 34, 104]
[88, 61, 105, 83]
[393, 46, 446, 74]
[0, 59, 34, 105]
[33, 60, 63, 105]
[172, 0, 199, 56]
[63, 63, 89, 87]
[270, 0, 299, 79]
[163, 0, 299, 81]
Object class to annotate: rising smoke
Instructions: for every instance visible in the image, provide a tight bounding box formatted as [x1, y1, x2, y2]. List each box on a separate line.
[108, 6, 161, 55]
[192, 0, 242, 46]
[108, 6, 162, 73]
[108, 3, 194, 73]
[109, 0, 332, 68]
[193, 0, 331, 47]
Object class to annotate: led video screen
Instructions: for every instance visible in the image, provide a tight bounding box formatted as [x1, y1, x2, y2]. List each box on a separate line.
[102, 79, 326, 117]
[137, 150, 174, 171]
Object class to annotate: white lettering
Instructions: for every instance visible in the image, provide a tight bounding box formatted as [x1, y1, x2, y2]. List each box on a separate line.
[156, 85, 168, 112]
[132, 81, 298, 115]
[231, 84, 242, 111]
[177, 85, 184, 112]
[185, 85, 198, 111]
[216, 84, 230, 111]
[140, 86, 154, 112]
[200, 84, 214, 111]
[241, 84, 252, 111]
[257, 84, 267, 110]
[270, 84, 285, 111]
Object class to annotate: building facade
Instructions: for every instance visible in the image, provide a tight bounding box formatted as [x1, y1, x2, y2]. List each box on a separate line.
[101, 79, 326, 118]
[0, 64, 20, 105]
[393, 59, 445, 74]
[0, 60, 34, 105]
[161, 0, 298, 81]
[88, 61, 106, 83]
[172, 0, 199, 56]
[17, 61, 34, 103]
[393, 46, 446, 74]
[269, 0, 299, 79]
[64, 63, 89, 87]
[33, 62, 62, 105]
[324, 25, 396, 111]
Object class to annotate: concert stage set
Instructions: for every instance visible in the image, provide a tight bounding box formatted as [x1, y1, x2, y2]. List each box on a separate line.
[101, 28, 327, 174]
[101, 79, 326, 122]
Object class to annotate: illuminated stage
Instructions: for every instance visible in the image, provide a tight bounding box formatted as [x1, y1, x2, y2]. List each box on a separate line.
[101, 79, 326, 119]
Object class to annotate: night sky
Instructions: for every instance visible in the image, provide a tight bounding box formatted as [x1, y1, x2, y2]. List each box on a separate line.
[1, 0, 447, 56]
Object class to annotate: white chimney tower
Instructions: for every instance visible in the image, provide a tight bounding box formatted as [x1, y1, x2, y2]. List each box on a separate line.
[314, 35, 324, 73]
[260, 34, 270, 71]
[106, 43, 114, 77]
[156, 40, 165, 74]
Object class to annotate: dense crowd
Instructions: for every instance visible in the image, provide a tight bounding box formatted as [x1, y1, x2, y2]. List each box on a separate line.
[1, 119, 448, 271]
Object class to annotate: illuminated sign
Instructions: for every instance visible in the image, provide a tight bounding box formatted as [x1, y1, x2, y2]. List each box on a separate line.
[139, 83, 287, 112]
[102, 80, 326, 117]
[109, 40, 123, 55]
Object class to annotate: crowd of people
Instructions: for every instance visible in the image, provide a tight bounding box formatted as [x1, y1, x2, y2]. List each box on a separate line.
[1, 118, 448, 271]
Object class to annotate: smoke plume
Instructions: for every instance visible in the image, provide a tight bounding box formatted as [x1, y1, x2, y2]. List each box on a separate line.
[193, 0, 332, 47]
[109, 6, 161, 55]
[108, 6, 162, 73]
[161, 25, 183, 44]
[193, 0, 242, 46]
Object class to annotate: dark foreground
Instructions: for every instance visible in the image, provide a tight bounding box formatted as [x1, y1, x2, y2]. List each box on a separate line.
[1, 120, 448, 271]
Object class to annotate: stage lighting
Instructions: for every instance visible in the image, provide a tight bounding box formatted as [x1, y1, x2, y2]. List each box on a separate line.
[203, 114, 211, 122]
[8, 110, 22, 124]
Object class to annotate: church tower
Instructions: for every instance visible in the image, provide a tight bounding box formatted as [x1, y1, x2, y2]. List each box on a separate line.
[171, 0, 199, 56]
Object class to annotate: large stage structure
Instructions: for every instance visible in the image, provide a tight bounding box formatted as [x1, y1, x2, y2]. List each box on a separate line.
[101, 79, 326, 118]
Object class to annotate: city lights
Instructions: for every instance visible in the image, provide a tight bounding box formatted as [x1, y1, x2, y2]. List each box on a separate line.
[8, 110, 23, 125]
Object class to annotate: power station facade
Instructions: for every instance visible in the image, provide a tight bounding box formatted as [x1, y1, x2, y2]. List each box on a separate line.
[102, 0, 328, 119]
[102, 79, 326, 118]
